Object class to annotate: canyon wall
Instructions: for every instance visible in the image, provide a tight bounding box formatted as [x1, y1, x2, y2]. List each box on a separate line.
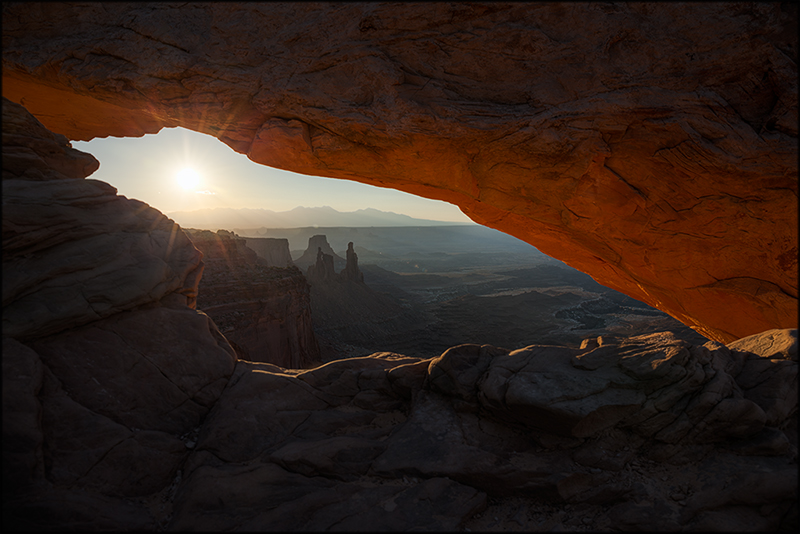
[2, 2, 796, 342]
[2, 95, 797, 532]
[185, 229, 319, 368]
[243, 237, 293, 268]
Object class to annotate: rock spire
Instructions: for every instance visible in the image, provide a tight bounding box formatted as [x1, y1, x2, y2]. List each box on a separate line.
[341, 242, 364, 283]
[307, 247, 336, 283]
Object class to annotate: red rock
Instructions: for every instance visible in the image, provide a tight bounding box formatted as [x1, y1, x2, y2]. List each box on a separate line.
[2, 3, 797, 342]
[2, 98, 98, 181]
[2, 5, 799, 531]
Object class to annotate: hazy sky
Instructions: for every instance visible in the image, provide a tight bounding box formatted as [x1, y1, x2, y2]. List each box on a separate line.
[72, 127, 474, 223]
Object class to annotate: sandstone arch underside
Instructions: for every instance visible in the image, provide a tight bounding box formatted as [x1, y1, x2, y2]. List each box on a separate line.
[2, 2, 796, 343]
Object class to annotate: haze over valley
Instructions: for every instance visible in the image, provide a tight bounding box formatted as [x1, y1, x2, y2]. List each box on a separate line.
[168, 206, 473, 230]
[201, 216, 713, 363]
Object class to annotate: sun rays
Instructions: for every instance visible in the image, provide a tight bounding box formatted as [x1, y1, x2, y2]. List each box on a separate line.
[176, 167, 201, 191]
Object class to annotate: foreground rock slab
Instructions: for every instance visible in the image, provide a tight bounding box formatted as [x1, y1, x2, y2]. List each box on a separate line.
[158, 330, 797, 532]
[2, 98, 205, 340]
[4, 309, 797, 530]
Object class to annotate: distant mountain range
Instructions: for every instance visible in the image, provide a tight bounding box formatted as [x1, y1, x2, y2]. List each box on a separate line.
[167, 206, 474, 229]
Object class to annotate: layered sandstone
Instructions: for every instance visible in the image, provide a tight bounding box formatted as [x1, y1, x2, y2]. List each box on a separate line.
[2, 2, 796, 342]
[2, 98, 205, 339]
[185, 229, 320, 368]
[244, 237, 293, 268]
[2, 99, 237, 529]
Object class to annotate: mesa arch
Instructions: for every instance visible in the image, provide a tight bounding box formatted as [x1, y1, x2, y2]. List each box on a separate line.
[2, 2, 796, 343]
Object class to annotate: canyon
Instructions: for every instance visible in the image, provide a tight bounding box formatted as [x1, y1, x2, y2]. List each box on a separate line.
[183, 229, 318, 369]
[2, 2, 796, 342]
[242, 237, 294, 269]
[297, 235, 423, 362]
[2, 3, 798, 532]
[254, 228, 708, 361]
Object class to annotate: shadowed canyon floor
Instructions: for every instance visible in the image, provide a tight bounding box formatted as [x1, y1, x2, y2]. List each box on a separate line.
[242, 226, 711, 362]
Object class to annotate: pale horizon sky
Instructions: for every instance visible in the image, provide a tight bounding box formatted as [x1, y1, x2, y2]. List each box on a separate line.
[72, 127, 475, 223]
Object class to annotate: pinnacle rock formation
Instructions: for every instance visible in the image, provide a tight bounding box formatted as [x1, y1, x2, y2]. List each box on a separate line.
[306, 247, 337, 284]
[295, 234, 345, 272]
[2, 2, 796, 342]
[304, 240, 428, 361]
[341, 241, 365, 284]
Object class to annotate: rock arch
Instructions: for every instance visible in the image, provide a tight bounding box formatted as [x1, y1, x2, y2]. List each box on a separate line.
[2, 2, 797, 342]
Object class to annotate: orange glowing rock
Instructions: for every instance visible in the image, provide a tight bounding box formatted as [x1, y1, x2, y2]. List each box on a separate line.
[3, 2, 796, 342]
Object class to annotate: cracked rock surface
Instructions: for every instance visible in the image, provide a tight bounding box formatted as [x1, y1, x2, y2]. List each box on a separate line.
[5, 326, 797, 531]
[2, 99, 237, 529]
[2, 28, 797, 530]
[164, 330, 800, 531]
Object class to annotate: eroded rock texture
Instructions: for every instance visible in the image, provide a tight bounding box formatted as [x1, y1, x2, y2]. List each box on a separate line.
[2, 2, 797, 342]
[185, 229, 320, 368]
[2, 98, 206, 339]
[2, 100, 238, 530]
[121, 330, 800, 531]
[2, 6, 798, 532]
[243, 237, 294, 268]
[295, 234, 346, 272]
[2, 97, 797, 531]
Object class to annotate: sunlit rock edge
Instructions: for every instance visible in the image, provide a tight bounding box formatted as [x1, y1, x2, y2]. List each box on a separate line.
[2, 96, 797, 531]
[2, 2, 797, 343]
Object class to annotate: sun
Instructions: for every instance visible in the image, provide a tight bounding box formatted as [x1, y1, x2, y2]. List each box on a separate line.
[176, 167, 201, 190]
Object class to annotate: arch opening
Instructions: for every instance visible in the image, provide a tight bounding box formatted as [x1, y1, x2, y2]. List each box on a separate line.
[3, 1, 796, 343]
[68, 127, 711, 368]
